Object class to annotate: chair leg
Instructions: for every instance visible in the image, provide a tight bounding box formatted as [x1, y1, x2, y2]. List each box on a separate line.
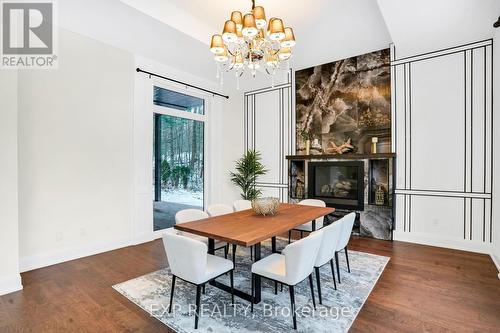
[202, 283, 205, 294]
[250, 246, 253, 261]
[345, 248, 351, 273]
[335, 251, 341, 284]
[232, 244, 237, 266]
[308, 274, 316, 310]
[300, 231, 304, 239]
[230, 270, 235, 305]
[195, 285, 201, 329]
[274, 281, 278, 295]
[251, 273, 255, 313]
[330, 259, 337, 290]
[168, 275, 176, 313]
[224, 244, 228, 259]
[288, 230, 291, 244]
[315, 267, 322, 305]
[289, 285, 297, 330]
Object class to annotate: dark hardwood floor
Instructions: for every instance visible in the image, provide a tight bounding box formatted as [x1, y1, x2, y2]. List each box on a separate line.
[1, 235, 499, 332]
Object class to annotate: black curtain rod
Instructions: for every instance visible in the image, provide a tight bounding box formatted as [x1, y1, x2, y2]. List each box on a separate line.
[136, 68, 229, 99]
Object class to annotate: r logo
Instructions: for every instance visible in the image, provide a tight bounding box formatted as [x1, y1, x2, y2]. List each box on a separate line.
[2, 2, 53, 54]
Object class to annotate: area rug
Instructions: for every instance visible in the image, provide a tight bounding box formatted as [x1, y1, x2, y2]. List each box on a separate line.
[113, 239, 389, 333]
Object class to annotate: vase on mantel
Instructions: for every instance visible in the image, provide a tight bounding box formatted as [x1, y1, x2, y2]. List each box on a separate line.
[305, 139, 310, 155]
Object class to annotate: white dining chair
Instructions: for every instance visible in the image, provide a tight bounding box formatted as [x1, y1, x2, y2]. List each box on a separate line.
[233, 199, 252, 211]
[251, 230, 323, 330]
[334, 212, 356, 283]
[206, 203, 233, 217]
[313, 219, 343, 304]
[175, 209, 228, 258]
[162, 228, 234, 329]
[288, 199, 326, 243]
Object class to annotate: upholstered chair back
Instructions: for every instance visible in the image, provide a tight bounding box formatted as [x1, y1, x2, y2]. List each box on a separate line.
[298, 199, 327, 229]
[336, 212, 356, 251]
[175, 209, 209, 224]
[314, 219, 343, 267]
[283, 230, 323, 285]
[162, 228, 207, 284]
[206, 204, 233, 217]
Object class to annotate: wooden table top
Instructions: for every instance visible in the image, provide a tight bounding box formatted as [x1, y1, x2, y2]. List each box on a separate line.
[174, 203, 335, 247]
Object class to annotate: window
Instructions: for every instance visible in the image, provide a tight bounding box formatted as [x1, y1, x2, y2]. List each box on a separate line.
[152, 86, 206, 231]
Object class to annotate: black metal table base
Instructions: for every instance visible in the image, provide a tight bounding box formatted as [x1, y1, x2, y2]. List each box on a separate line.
[208, 237, 278, 304]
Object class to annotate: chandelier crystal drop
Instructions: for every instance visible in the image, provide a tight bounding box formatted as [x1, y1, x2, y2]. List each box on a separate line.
[209, 0, 296, 88]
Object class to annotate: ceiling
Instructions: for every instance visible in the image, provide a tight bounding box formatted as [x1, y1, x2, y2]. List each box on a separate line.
[120, 0, 500, 70]
[120, 0, 393, 70]
[118, 0, 500, 81]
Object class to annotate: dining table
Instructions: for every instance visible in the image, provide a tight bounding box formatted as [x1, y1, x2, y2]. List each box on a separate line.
[174, 202, 335, 304]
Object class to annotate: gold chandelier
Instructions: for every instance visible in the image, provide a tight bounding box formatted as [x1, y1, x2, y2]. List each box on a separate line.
[209, 0, 296, 88]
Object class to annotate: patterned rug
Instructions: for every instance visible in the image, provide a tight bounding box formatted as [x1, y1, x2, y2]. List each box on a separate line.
[113, 239, 389, 333]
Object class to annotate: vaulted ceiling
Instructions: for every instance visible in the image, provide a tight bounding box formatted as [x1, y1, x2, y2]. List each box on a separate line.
[121, 0, 499, 69]
[118, 0, 499, 79]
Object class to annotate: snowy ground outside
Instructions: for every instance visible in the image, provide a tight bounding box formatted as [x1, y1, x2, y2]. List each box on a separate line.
[160, 188, 203, 206]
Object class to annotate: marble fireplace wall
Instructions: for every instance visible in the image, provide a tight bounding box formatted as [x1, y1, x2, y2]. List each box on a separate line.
[295, 49, 392, 155]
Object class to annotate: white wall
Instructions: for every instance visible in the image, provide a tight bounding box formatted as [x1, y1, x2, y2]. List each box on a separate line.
[0, 71, 22, 295]
[17, 28, 135, 271]
[392, 40, 493, 254]
[15, 28, 238, 272]
[493, 28, 500, 277]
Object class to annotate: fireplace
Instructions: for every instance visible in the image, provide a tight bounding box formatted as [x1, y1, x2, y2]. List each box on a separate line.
[308, 161, 364, 210]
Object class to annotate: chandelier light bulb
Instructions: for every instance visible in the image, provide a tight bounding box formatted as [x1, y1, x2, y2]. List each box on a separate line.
[210, 34, 225, 54]
[278, 47, 292, 60]
[281, 27, 296, 48]
[242, 13, 258, 37]
[253, 6, 267, 29]
[231, 11, 243, 30]
[214, 48, 229, 62]
[268, 18, 285, 41]
[222, 20, 238, 43]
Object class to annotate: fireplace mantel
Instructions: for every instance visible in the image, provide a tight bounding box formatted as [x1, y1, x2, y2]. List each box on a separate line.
[286, 153, 396, 160]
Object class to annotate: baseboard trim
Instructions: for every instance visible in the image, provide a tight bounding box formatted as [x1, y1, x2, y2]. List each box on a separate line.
[0, 274, 23, 296]
[393, 231, 492, 254]
[20, 237, 133, 273]
[491, 253, 500, 280]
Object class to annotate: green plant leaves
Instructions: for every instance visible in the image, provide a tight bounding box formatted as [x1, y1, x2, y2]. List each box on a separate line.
[229, 149, 268, 200]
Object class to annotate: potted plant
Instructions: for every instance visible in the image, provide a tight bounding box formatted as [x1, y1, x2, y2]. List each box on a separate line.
[230, 150, 268, 200]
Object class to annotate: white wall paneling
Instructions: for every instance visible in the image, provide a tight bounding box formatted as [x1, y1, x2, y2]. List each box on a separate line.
[392, 39, 494, 252]
[244, 72, 293, 202]
[0, 70, 22, 295]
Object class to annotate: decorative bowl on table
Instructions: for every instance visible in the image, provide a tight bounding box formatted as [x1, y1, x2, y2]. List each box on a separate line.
[251, 197, 280, 216]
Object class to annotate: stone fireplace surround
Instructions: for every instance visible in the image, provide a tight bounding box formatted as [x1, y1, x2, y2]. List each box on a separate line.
[287, 153, 395, 240]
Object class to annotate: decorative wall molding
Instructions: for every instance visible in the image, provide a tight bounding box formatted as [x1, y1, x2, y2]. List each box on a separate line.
[244, 71, 294, 202]
[393, 39, 494, 252]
